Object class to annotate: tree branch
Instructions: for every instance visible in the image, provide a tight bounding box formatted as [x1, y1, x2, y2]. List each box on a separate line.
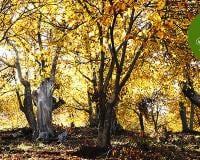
[73, 97, 90, 113]
[0, 57, 15, 68]
[119, 9, 135, 69]
[6, 39, 28, 86]
[79, 69, 93, 83]
[119, 38, 147, 89]
[109, 12, 119, 68]
[16, 90, 25, 113]
[97, 22, 105, 95]
[50, 47, 61, 82]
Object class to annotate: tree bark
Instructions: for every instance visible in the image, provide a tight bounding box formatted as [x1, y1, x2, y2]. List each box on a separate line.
[97, 98, 106, 147]
[151, 110, 159, 133]
[7, 40, 37, 136]
[182, 82, 200, 107]
[36, 78, 54, 140]
[189, 103, 195, 131]
[196, 111, 200, 126]
[16, 83, 37, 137]
[97, 102, 113, 148]
[179, 102, 189, 132]
[110, 109, 123, 134]
[87, 90, 99, 127]
[139, 112, 145, 132]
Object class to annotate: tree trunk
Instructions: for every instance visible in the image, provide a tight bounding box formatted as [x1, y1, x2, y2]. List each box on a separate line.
[179, 102, 189, 132]
[87, 90, 99, 127]
[24, 83, 37, 137]
[97, 102, 113, 148]
[189, 103, 195, 131]
[196, 111, 200, 126]
[139, 112, 145, 132]
[94, 104, 100, 126]
[182, 82, 200, 107]
[8, 40, 37, 137]
[87, 91, 93, 127]
[110, 109, 123, 134]
[16, 83, 37, 137]
[152, 110, 159, 133]
[97, 103, 106, 147]
[36, 78, 54, 140]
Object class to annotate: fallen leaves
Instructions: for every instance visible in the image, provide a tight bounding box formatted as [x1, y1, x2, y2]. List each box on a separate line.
[0, 127, 200, 159]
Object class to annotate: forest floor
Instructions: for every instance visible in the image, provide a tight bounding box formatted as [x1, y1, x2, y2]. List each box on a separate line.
[0, 127, 200, 160]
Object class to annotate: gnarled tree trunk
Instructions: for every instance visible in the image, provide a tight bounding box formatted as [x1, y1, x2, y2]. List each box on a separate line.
[16, 82, 37, 137]
[34, 50, 60, 140]
[35, 78, 54, 140]
[7, 40, 37, 137]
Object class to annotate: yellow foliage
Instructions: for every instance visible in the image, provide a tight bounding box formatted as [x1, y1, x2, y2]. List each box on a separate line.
[148, 12, 162, 27]
[156, 0, 166, 10]
[0, 0, 199, 133]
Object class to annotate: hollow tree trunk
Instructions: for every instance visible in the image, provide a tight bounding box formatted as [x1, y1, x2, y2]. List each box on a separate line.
[36, 78, 54, 140]
[189, 103, 195, 131]
[179, 102, 189, 132]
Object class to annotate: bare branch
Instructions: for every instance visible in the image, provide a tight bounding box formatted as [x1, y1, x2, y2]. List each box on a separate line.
[0, 89, 15, 96]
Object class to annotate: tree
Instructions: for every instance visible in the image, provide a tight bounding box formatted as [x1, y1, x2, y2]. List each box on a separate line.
[0, 40, 37, 136]
[137, 98, 151, 133]
[33, 49, 60, 140]
[179, 101, 189, 132]
[75, 0, 167, 148]
[0, 0, 77, 139]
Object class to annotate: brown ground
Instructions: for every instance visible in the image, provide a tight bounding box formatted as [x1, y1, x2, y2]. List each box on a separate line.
[0, 127, 200, 159]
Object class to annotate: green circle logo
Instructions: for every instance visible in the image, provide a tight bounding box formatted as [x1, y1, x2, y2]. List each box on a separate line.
[188, 14, 200, 59]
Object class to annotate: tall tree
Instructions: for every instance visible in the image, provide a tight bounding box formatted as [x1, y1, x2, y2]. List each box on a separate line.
[0, 0, 78, 139]
[76, 0, 167, 148]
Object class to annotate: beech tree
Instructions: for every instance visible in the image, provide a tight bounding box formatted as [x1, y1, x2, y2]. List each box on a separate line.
[0, 0, 77, 139]
[74, 0, 168, 148]
[0, 0, 200, 148]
